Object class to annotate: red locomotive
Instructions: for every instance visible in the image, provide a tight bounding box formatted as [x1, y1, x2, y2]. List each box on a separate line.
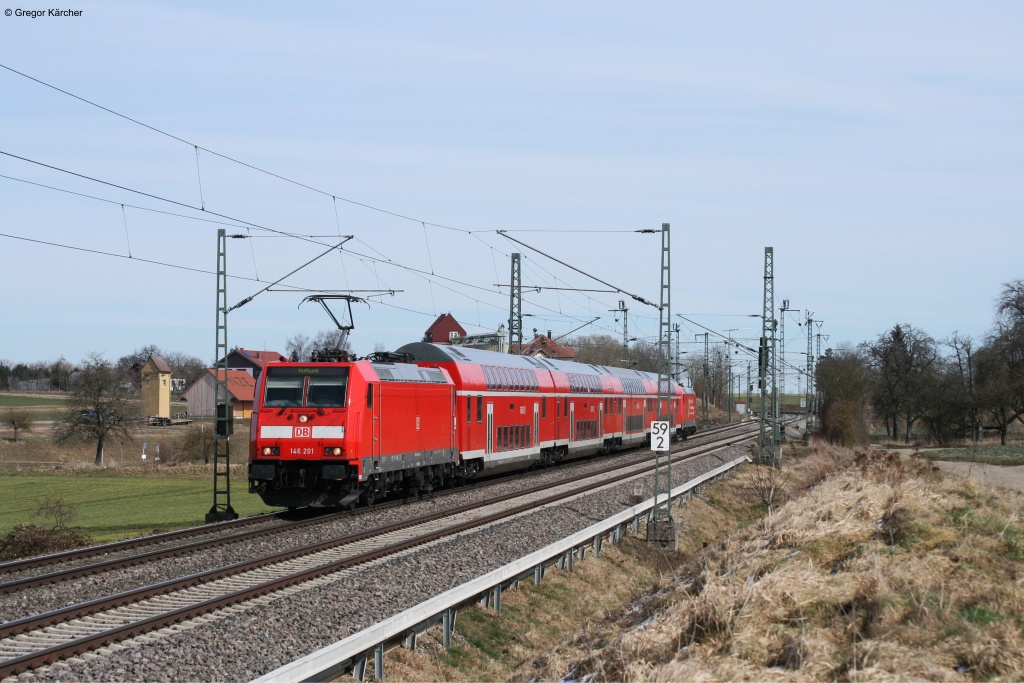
[248, 342, 697, 509]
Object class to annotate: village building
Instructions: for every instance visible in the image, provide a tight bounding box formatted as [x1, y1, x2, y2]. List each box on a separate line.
[421, 313, 466, 344]
[219, 349, 287, 383]
[180, 369, 256, 419]
[519, 331, 577, 360]
[140, 355, 173, 418]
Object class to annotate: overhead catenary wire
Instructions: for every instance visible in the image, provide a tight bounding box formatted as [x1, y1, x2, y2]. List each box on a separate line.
[0, 150, 331, 248]
[1, 64, 693, 346]
[3, 161, 626, 345]
[0, 63, 670, 242]
[498, 231, 659, 309]
[120, 204, 132, 258]
[0, 174, 250, 230]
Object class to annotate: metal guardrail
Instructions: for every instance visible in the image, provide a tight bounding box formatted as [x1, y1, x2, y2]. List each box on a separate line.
[254, 453, 750, 683]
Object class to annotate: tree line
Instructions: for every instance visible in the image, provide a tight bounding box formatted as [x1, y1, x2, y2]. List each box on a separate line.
[0, 345, 208, 394]
[817, 280, 1024, 446]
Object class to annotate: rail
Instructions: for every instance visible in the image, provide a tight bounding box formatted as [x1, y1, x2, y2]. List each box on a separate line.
[254, 453, 751, 683]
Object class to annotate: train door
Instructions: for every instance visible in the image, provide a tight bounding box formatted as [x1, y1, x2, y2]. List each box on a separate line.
[569, 402, 575, 443]
[370, 382, 381, 472]
[486, 403, 494, 454]
[599, 401, 604, 441]
[533, 402, 539, 447]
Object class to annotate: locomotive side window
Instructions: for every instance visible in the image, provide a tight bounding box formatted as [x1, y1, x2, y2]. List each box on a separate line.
[467, 394, 472, 423]
[542, 397, 547, 419]
[307, 374, 347, 408]
[476, 395, 483, 422]
[366, 383, 374, 408]
[264, 371, 304, 407]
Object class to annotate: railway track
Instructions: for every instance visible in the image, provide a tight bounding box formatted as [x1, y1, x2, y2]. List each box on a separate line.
[0, 426, 759, 679]
[0, 420, 756, 596]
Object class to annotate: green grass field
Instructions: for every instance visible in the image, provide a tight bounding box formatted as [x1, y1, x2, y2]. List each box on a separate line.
[921, 444, 1024, 467]
[0, 473, 280, 542]
[0, 395, 68, 407]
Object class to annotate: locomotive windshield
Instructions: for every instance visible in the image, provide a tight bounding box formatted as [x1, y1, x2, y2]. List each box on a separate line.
[263, 366, 349, 408]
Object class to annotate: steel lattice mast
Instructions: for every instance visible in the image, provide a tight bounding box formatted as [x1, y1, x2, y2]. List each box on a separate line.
[653, 223, 672, 524]
[647, 223, 677, 550]
[757, 247, 780, 467]
[508, 253, 522, 354]
[805, 312, 815, 433]
[207, 228, 238, 523]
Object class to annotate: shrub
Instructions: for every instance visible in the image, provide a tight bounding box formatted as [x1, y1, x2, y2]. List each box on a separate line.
[820, 399, 869, 447]
[0, 524, 90, 560]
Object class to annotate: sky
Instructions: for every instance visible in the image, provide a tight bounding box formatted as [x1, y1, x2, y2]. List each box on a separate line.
[1, 2, 1021, 382]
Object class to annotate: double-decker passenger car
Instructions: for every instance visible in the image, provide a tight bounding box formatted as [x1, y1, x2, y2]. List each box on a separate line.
[248, 343, 697, 508]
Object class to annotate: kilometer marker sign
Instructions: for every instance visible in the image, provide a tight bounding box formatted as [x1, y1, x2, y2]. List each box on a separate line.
[650, 420, 670, 451]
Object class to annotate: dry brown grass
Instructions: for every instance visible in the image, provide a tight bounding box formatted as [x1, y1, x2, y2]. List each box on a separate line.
[521, 449, 1024, 682]
[378, 445, 1024, 682]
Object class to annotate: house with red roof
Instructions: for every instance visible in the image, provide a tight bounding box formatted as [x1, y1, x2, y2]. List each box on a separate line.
[422, 313, 467, 344]
[519, 332, 576, 360]
[218, 349, 287, 383]
[180, 369, 257, 418]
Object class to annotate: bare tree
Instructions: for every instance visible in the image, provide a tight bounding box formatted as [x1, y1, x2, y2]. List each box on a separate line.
[571, 334, 628, 367]
[7, 410, 32, 442]
[53, 354, 139, 466]
[162, 351, 207, 389]
[865, 324, 939, 443]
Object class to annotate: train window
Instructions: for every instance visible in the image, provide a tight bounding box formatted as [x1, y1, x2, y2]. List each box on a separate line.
[502, 426, 509, 451]
[484, 366, 493, 391]
[514, 425, 520, 449]
[467, 395, 472, 423]
[366, 383, 374, 408]
[307, 374, 348, 408]
[542, 397, 547, 419]
[264, 369, 305, 407]
[513, 368, 522, 392]
[564, 397, 568, 415]
[476, 395, 483, 422]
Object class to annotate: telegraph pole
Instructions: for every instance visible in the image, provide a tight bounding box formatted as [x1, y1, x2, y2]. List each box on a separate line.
[723, 328, 749, 424]
[778, 300, 799, 415]
[648, 223, 676, 550]
[610, 300, 629, 357]
[726, 344, 732, 423]
[672, 323, 681, 381]
[746, 360, 752, 416]
[758, 247, 780, 467]
[508, 253, 522, 354]
[696, 333, 709, 427]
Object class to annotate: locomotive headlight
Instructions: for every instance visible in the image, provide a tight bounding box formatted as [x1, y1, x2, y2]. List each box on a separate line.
[333, 447, 342, 456]
[299, 415, 309, 423]
[262, 446, 279, 456]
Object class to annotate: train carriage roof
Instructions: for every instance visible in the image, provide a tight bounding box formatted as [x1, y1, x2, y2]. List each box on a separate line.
[395, 342, 692, 390]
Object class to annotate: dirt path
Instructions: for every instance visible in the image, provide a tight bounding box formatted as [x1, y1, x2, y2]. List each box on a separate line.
[928, 460, 1024, 493]
[883, 447, 1024, 493]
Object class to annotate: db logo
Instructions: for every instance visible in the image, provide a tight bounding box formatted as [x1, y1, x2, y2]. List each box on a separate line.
[293, 426, 312, 438]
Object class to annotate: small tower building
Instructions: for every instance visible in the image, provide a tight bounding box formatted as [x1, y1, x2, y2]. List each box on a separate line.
[141, 355, 173, 418]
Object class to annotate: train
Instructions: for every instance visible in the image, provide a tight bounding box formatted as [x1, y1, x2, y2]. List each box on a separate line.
[248, 342, 698, 509]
